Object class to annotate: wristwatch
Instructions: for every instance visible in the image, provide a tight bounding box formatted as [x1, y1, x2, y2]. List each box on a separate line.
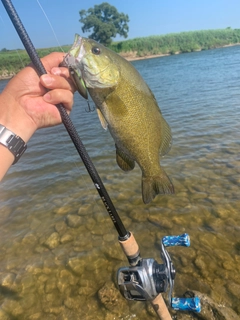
[0, 124, 27, 164]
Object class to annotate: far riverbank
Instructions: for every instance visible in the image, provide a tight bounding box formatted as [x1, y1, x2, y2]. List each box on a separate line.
[1, 42, 240, 81]
[120, 42, 240, 61]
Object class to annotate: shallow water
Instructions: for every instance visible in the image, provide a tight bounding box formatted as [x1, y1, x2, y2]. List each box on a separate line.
[0, 46, 240, 319]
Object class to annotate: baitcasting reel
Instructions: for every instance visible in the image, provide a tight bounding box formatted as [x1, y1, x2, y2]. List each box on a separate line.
[117, 233, 201, 312]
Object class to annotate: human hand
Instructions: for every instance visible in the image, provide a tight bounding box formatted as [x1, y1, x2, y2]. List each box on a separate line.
[0, 52, 75, 142]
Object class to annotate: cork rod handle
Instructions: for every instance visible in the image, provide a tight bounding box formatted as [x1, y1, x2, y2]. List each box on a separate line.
[151, 294, 172, 320]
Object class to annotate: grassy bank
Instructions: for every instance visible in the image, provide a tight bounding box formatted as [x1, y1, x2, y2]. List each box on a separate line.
[1, 28, 240, 79]
[109, 28, 240, 58]
[0, 46, 70, 79]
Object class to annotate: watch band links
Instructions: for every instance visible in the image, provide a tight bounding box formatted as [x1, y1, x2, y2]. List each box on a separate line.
[0, 124, 27, 164]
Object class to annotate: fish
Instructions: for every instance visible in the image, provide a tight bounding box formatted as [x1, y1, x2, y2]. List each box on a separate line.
[62, 34, 174, 204]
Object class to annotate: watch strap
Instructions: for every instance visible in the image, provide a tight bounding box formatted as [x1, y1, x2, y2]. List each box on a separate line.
[0, 124, 27, 164]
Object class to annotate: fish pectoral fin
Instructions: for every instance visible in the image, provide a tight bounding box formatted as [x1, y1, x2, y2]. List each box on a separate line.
[116, 146, 135, 171]
[105, 92, 128, 117]
[159, 118, 172, 157]
[142, 169, 174, 204]
[96, 108, 108, 130]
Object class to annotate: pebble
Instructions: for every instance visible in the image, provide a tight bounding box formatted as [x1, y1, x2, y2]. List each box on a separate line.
[129, 208, 148, 222]
[103, 242, 125, 261]
[67, 255, 85, 275]
[42, 306, 63, 315]
[148, 215, 173, 229]
[0, 309, 11, 320]
[21, 273, 35, 292]
[54, 220, 67, 234]
[194, 255, 208, 276]
[60, 233, 73, 244]
[1, 299, 24, 317]
[103, 233, 115, 242]
[65, 214, 83, 228]
[45, 277, 57, 294]
[20, 293, 37, 310]
[78, 203, 93, 215]
[98, 281, 129, 315]
[57, 270, 75, 294]
[226, 282, 240, 300]
[64, 296, 81, 310]
[0, 272, 15, 288]
[54, 206, 71, 216]
[44, 232, 60, 250]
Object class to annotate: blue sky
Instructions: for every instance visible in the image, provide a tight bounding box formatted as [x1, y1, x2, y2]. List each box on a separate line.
[0, 0, 239, 50]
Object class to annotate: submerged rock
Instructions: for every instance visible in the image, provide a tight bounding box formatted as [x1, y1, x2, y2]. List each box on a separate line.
[66, 214, 83, 228]
[44, 232, 60, 250]
[98, 281, 129, 315]
[67, 255, 85, 276]
[0, 309, 11, 320]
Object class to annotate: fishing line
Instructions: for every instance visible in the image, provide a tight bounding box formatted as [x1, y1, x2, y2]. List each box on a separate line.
[0, 12, 25, 69]
[35, 0, 98, 203]
[36, 0, 64, 53]
[0, 13, 4, 23]
[1, 0, 128, 239]
[0, 4, 190, 319]
[2, 0, 108, 218]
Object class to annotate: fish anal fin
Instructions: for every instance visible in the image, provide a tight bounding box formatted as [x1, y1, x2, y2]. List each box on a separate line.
[142, 168, 174, 204]
[116, 146, 135, 172]
[159, 118, 172, 157]
[96, 108, 108, 130]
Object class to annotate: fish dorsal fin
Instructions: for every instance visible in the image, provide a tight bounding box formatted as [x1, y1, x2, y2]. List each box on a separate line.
[159, 117, 172, 157]
[96, 108, 108, 130]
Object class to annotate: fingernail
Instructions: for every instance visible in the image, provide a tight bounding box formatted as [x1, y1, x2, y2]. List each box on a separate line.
[43, 93, 51, 101]
[51, 67, 61, 75]
[41, 74, 53, 85]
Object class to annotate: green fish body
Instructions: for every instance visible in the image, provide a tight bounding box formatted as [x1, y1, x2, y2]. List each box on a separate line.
[63, 35, 174, 204]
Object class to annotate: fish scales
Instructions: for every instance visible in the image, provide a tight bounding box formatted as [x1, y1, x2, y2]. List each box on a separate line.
[63, 35, 174, 204]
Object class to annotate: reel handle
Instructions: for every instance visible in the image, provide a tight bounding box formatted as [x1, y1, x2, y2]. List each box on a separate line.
[162, 233, 190, 247]
[171, 297, 201, 312]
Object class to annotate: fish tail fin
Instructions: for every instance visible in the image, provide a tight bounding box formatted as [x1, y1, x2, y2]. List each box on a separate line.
[142, 169, 174, 204]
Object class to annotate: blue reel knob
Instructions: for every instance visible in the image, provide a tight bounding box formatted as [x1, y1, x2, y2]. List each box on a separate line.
[171, 297, 201, 312]
[162, 233, 190, 247]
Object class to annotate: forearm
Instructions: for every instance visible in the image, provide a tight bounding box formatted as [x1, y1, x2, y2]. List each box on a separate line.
[0, 55, 75, 181]
[0, 90, 36, 181]
[0, 145, 15, 180]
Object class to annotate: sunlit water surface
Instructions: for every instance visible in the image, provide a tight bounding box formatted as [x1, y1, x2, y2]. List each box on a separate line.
[0, 46, 240, 319]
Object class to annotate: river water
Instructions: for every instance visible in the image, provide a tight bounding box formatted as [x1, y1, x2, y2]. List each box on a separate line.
[0, 46, 240, 319]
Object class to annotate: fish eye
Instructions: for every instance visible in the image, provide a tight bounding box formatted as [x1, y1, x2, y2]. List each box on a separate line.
[92, 46, 101, 55]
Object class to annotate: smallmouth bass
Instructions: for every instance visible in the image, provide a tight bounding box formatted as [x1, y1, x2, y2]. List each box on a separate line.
[62, 34, 174, 204]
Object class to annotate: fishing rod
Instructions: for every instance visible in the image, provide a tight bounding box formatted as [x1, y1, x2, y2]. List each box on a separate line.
[1, 0, 201, 318]
[1, 0, 127, 239]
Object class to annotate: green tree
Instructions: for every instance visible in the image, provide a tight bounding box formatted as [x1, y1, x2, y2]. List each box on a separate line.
[79, 2, 129, 46]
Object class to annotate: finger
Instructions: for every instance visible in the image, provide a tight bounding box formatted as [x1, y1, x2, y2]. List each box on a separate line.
[51, 67, 78, 93]
[51, 67, 69, 78]
[41, 52, 66, 72]
[43, 89, 74, 111]
[40, 74, 75, 92]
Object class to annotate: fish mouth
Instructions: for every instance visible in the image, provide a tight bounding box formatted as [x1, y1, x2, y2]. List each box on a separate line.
[61, 34, 85, 68]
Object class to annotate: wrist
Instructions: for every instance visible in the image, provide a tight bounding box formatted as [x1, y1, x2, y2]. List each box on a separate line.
[0, 90, 37, 143]
[0, 125, 27, 164]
